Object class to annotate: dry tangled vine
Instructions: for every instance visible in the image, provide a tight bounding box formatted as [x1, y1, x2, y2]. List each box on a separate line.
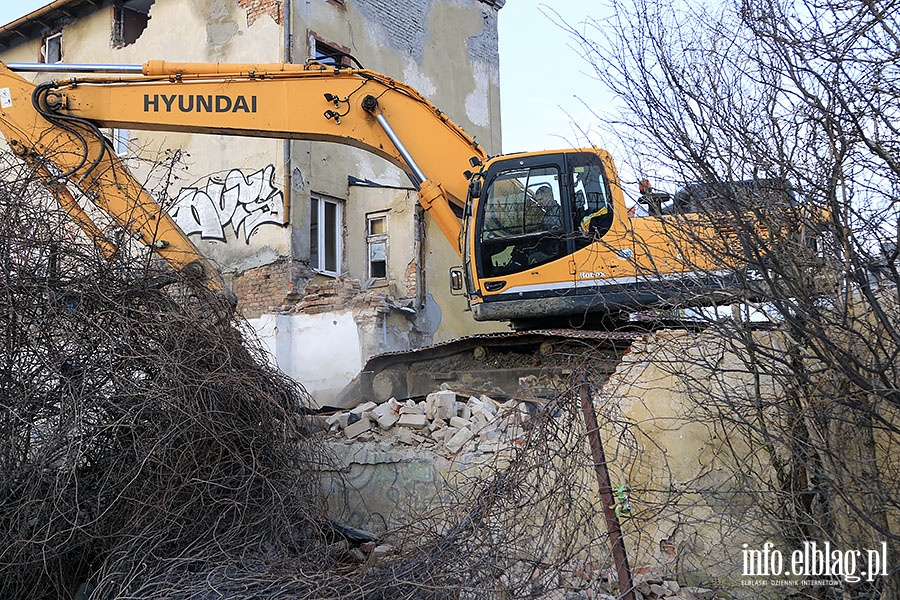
[0, 156, 329, 597]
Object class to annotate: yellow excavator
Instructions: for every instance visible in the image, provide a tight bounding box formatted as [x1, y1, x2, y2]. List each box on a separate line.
[0, 60, 757, 401]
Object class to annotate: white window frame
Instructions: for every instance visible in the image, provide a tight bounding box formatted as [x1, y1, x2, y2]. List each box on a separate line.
[366, 212, 389, 281]
[310, 195, 343, 276]
[42, 33, 62, 64]
[111, 128, 129, 156]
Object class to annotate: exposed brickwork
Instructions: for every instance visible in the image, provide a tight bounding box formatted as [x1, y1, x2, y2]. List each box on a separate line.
[232, 258, 407, 323]
[354, 0, 428, 62]
[404, 259, 417, 300]
[237, 0, 282, 26]
[232, 259, 294, 318]
[295, 276, 390, 315]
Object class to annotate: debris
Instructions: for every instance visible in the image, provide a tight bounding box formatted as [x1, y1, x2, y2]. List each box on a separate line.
[445, 426, 475, 453]
[449, 416, 472, 429]
[323, 388, 535, 455]
[351, 401, 377, 415]
[399, 400, 425, 415]
[427, 389, 457, 421]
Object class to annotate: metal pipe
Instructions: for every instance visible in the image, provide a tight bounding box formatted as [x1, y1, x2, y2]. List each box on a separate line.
[6, 63, 144, 73]
[578, 373, 635, 600]
[282, 0, 292, 226]
[372, 112, 426, 188]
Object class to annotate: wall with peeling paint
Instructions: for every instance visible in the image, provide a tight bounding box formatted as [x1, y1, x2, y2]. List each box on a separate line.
[7, 0, 292, 269]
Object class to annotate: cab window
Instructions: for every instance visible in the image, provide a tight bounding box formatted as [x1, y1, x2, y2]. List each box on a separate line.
[571, 154, 613, 242]
[479, 166, 568, 277]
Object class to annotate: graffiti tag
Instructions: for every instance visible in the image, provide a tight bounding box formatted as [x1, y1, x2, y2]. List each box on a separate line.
[172, 164, 285, 243]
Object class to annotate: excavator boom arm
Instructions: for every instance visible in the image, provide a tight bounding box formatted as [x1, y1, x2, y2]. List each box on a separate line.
[37, 61, 485, 248]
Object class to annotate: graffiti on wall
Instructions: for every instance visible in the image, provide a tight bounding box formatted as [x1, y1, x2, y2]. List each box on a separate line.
[171, 164, 285, 243]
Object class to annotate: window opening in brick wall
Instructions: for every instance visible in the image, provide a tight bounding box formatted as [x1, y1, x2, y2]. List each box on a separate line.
[41, 33, 62, 64]
[113, 0, 154, 48]
[367, 212, 388, 280]
[310, 195, 343, 276]
[310, 35, 350, 66]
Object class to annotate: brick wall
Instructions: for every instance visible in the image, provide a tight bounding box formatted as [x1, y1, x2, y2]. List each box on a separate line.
[233, 260, 399, 320]
[238, 0, 282, 26]
[232, 259, 294, 317]
[296, 276, 390, 315]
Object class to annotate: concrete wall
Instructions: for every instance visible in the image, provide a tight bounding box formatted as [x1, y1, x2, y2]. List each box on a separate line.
[251, 311, 364, 403]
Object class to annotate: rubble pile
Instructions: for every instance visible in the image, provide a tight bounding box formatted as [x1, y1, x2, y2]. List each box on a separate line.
[548, 569, 712, 600]
[323, 389, 534, 455]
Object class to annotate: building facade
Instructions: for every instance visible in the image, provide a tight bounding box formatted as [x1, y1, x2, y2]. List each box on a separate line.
[0, 0, 507, 405]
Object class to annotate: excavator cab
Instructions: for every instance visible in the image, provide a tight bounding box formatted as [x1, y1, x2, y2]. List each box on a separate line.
[472, 150, 614, 279]
[462, 149, 626, 326]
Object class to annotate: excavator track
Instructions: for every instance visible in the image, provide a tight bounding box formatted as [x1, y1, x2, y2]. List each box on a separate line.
[335, 329, 642, 406]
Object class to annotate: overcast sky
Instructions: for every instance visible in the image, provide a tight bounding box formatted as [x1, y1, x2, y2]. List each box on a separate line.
[0, 1, 45, 27]
[497, 0, 615, 153]
[0, 1, 614, 153]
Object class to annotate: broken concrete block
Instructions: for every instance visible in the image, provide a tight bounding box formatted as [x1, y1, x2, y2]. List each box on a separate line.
[429, 427, 448, 443]
[449, 416, 472, 430]
[344, 418, 371, 439]
[445, 426, 474, 453]
[398, 413, 428, 429]
[456, 401, 471, 420]
[325, 412, 344, 426]
[376, 412, 399, 429]
[427, 389, 457, 421]
[350, 401, 377, 415]
[372, 400, 398, 420]
[469, 410, 491, 432]
[479, 395, 499, 415]
[466, 397, 488, 419]
[428, 418, 447, 432]
[395, 427, 415, 445]
[326, 412, 351, 430]
[477, 424, 501, 442]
